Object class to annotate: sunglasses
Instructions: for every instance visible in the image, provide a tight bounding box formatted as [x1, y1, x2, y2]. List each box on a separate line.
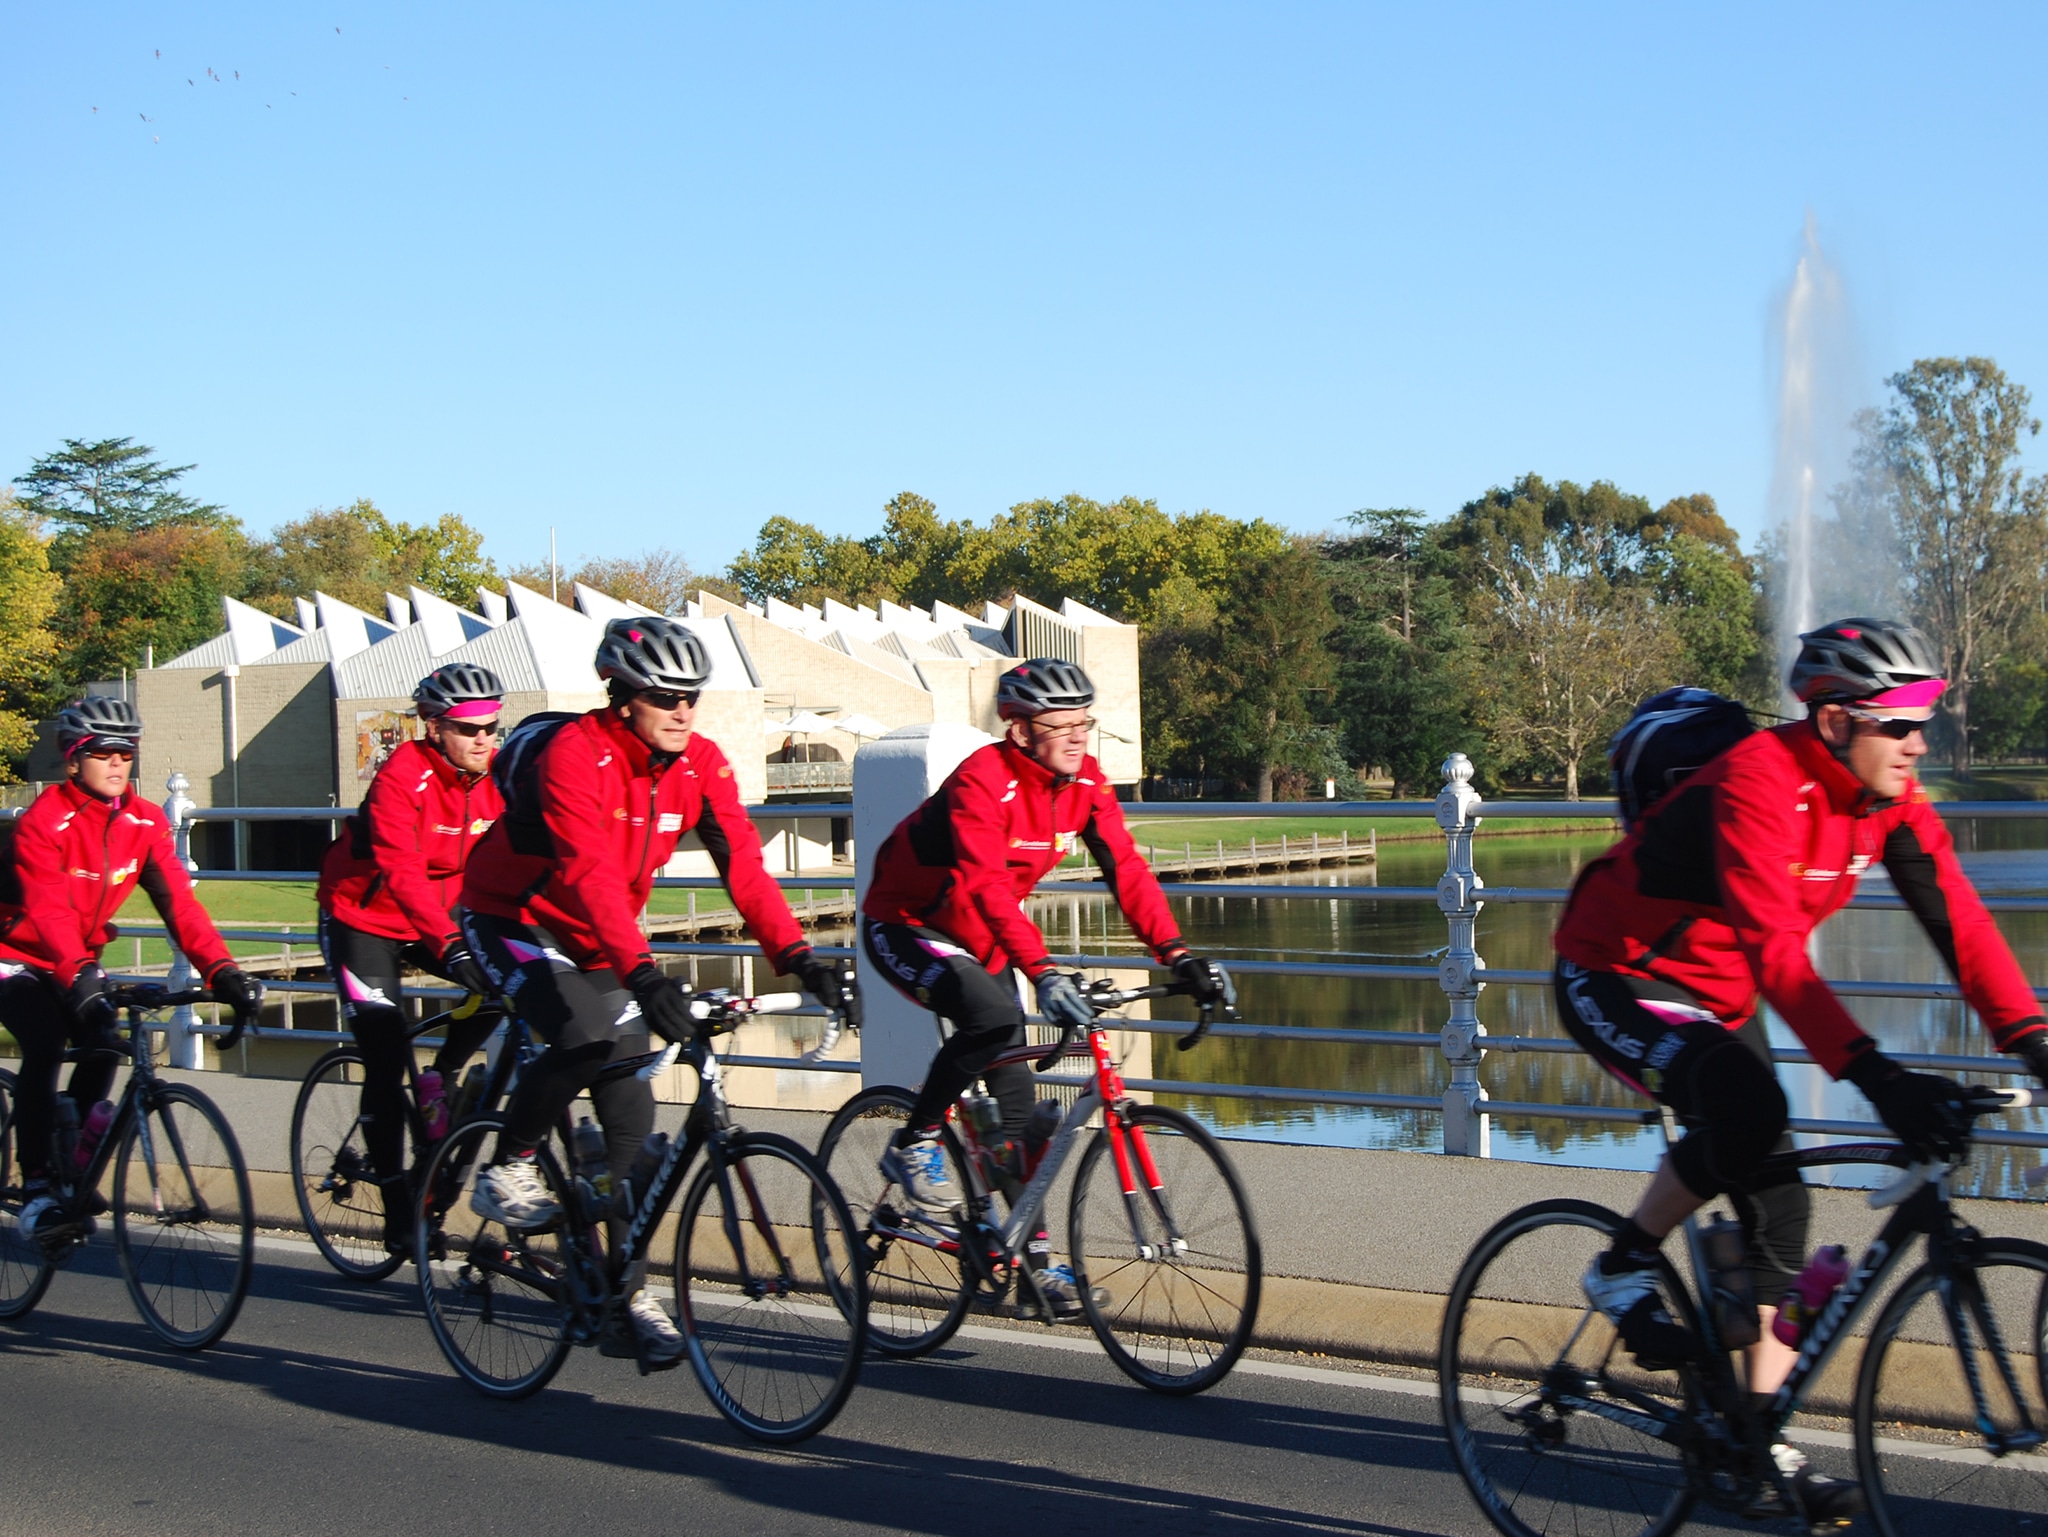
[1846, 708, 1931, 741]
[1028, 717, 1098, 740]
[638, 689, 701, 712]
[84, 747, 136, 762]
[440, 719, 501, 739]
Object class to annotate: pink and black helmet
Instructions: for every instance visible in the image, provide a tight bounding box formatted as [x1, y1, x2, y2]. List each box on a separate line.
[1790, 618, 1946, 709]
[413, 663, 506, 720]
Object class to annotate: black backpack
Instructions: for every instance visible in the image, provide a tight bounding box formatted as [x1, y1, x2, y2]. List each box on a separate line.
[1608, 688, 1755, 832]
[491, 711, 584, 857]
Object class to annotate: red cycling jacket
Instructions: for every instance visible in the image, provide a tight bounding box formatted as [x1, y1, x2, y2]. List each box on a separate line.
[862, 739, 1186, 979]
[461, 709, 805, 978]
[317, 738, 504, 950]
[0, 781, 234, 988]
[1554, 719, 2046, 1076]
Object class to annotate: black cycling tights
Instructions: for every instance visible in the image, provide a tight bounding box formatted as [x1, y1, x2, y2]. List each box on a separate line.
[1556, 960, 1810, 1307]
[1, 966, 118, 1183]
[863, 919, 1035, 1136]
[319, 916, 500, 1186]
[460, 910, 657, 1285]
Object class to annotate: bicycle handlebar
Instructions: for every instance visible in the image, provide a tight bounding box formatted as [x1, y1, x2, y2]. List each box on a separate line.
[1871, 1085, 2036, 1208]
[1024, 973, 1238, 1072]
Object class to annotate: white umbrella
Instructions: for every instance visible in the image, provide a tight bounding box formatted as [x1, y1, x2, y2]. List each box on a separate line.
[837, 713, 891, 738]
[763, 710, 841, 736]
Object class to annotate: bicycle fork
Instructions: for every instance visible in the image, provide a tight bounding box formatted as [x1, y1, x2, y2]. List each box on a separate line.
[1939, 1265, 2046, 1456]
[1107, 1111, 1184, 1261]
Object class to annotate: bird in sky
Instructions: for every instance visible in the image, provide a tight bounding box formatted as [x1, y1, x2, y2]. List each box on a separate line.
[335, 25, 341, 33]
[153, 136, 159, 143]
[139, 112, 150, 122]
[187, 78, 194, 86]
[235, 71, 240, 80]
[154, 49, 160, 59]
[91, 105, 97, 113]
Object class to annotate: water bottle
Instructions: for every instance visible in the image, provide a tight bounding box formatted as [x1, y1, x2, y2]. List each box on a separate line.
[53, 1096, 80, 1172]
[73, 1100, 116, 1172]
[618, 1131, 671, 1219]
[1772, 1245, 1851, 1347]
[449, 1063, 486, 1125]
[416, 1069, 448, 1142]
[964, 1094, 1002, 1138]
[1021, 1099, 1062, 1177]
[1698, 1216, 1759, 1349]
[570, 1117, 610, 1219]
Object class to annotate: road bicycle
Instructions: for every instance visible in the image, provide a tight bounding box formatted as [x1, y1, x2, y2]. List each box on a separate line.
[415, 987, 868, 1444]
[290, 993, 510, 1280]
[818, 972, 1262, 1395]
[0, 982, 259, 1349]
[1440, 1084, 2048, 1537]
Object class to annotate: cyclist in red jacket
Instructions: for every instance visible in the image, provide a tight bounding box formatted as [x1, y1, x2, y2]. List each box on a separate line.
[3, 698, 262, 1244]
[458, 616, 855, 1364]
[1553, 618, 2047, 1525]
[862, 658, 1233, 1314]
[315, 662, 510, 1253]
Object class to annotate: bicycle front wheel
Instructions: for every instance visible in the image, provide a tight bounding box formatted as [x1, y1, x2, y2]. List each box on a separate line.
[1439, 1199, 1698, 1537]
[676, 1131, 866, 1444]
[1068, 1103, 1261, 1395]
[416, 1114, 573, 1399]
[0, 1072, 54, 1322]
[816, 1085, 973, 1357]
[112, 1085, 254, 1350]
[1856, 1236, 2048, 1535]
[290, 1047, 404, 1282]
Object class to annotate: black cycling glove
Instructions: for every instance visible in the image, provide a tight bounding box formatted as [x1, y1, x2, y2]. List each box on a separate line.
[625, 962, 696, 1044]
[1034, 972, 1096, 1033]
[2011, 1027, 2048, 1091]
[67, 964, 115, 1031]
[789, 947, 862, 1031]
[209, 964, 264, 1024]
[1842, 1049, 1969, 1162]
[439, 938, 492, 999]
[1170, 952, 1237, 1010]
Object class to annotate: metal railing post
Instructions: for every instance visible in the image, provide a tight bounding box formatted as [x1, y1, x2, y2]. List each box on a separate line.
[161, 771, 201, 1069]
[1435, 753, 1488, 1156]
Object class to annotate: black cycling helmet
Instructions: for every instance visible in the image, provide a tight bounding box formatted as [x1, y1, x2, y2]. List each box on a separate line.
[1790, 618, 1946, 708]
[56, 696, 143, 757]
[412, 662, 507, 719]
[594, 615, 712, 693]
[996, 658, 1095, 719]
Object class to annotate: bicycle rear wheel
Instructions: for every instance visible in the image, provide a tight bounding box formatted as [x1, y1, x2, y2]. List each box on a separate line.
[1856, 1237, 2048, 1536]
[816, 1085, 973, 1357]
[676, 1131, 866, 1443]
[290, 1047, 405, 1282]
[112, 1085, 254, 1350]
[416, 1115, 572, 1399]
[1068, 1104, 1260, 1395]
[0, 1072, 54, 1322]
[1439, 1199, 1697, 1537]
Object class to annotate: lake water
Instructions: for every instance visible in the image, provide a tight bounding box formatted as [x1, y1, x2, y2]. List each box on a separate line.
[1018, 819, 2048, 1193]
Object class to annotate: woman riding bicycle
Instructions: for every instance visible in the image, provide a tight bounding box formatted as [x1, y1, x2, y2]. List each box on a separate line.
[861, 657, 1233, 1315]
[315, 662, 511, 1255]
[455, 616, 856, 1364]
[3, 697, 261, 1244]
[1553, 617, 2048, 1525]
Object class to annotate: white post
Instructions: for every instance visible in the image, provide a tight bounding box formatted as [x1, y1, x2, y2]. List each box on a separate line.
[852, 724, 994, 1090]
[1436, 753, 1488, 1155]
[162, 772, 202, 1069]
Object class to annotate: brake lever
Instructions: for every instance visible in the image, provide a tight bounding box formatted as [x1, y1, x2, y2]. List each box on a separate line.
[1034, 1023, 1080, 1074]
[1177, 1001, 1224, 1053]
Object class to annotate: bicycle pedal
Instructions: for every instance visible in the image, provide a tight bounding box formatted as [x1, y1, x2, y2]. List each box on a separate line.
[635, 1347, 685, 1376]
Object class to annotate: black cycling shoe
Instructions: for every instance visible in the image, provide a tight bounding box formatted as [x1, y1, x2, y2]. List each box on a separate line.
[1743, 1444, 1864, 1529]
[1582, 1256, 1696, 1370]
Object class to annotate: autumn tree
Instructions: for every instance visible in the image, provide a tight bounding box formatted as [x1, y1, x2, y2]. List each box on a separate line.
[13, 437, 228, 570]
[249, 500, 497, 615]
[0, 491, 60, 774]
[58, 524, 249, 684]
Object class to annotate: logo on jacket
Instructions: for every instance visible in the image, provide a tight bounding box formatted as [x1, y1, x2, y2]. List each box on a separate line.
[658, 812, 684, 832]
[109, 859, 139, 884]
[469, 817, 494, 835]
[432, 824, 463, 836]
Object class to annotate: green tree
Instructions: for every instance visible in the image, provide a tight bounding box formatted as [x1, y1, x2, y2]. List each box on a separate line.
[1852, 358, 2048, 777]
[58, 524, 248, 682]
[250, 500, 498, 615]
[13, 437, 228, 570]
[0, 490, 61, 775]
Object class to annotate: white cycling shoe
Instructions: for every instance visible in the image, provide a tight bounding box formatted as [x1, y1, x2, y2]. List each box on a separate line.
[1580, 1256, 1695, 1369]
[879, 1131, 955, 1213]
[470, 1156, 561, 1229]
[16, 1194, 61, 1247]
[603, 1288, 685, 1365]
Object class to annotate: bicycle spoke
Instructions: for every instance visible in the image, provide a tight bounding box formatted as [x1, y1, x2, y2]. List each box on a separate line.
[112, 1088, 253, 1350]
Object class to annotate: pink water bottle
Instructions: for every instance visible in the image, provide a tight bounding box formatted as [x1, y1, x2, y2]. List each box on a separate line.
[417, 1070, 449, 1141]
[73, 1099, 116, 1170]
[1772, 1245, 1851, 1346]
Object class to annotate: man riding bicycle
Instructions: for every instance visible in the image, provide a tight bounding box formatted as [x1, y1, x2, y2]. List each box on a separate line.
[316, 662, 511, 1254]
[861, 657, 1234, 1316]
[1553, 618, 2048, 1524]
[3, 698, 262, 1244]
[456, 616, 856, 1364]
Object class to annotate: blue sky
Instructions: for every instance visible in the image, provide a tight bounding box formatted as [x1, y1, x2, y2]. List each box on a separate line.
[5, 4, 2046, 579]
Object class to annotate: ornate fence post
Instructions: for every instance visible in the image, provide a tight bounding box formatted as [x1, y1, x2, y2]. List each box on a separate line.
[1435, 753, 1489, 1156]
[162, 772, 202, 1069]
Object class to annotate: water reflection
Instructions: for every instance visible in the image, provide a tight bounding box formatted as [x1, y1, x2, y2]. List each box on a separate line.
[1022, 821, 2048, 1191]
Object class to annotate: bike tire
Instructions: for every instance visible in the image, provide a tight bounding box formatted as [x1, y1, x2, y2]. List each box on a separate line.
[1068, 1102, 1261, 1395]
[815, 1085, 974, 1357]
[0, 1073, 55, 1322]
[676, 1130, 866, 1444]
[1855, 1235, 2048, 1535]
[1438, 1198, 1698, 1537]
[290, 1046, 405, 1283]
[416, 1114, 573, 1400]
[112, 1084, 255, 1350]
